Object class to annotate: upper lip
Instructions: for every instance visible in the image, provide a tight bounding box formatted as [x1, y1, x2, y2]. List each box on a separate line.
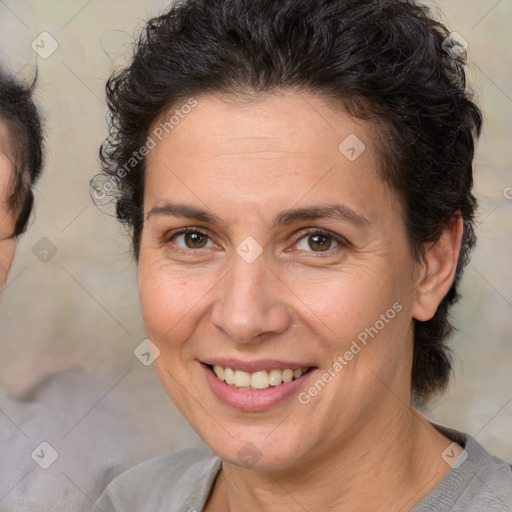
[201, 358, 315, 373]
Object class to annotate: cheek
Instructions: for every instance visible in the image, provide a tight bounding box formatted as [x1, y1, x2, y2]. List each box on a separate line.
[289, 264, 401, 331]
[137, 251, 212, 352]
[0, 238, 16, 288]
[294, 268, 414, 380]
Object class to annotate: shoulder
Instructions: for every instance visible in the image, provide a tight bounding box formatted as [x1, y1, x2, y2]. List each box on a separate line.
[456, 438, 512, 511]
[414, 425, 512, 512]
[93, 445, 221, 512]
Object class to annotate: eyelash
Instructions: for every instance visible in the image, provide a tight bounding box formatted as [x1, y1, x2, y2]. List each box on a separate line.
[163, 227, 213, 253]
[291, 228, 349, 255]
[163, 227, 349, 255]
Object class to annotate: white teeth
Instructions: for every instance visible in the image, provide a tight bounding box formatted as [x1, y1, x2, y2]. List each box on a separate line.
[224, 367, 235, 385]
[214, 366, 224, 381]
[233, 370, 251, 387]
[212, 365, 309, 390]
[268, 369, 282, 386]
[293, 368, 305, 379]
[282, 369, 294, 383]
[251, 371, 270, 389]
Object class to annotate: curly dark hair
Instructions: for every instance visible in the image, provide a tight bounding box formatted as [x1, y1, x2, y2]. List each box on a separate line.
[99, 0, 482, 406]
[0, 68, 44, 236]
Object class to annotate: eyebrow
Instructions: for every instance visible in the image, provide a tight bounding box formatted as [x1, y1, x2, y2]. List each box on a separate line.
[273, 204, 369, 228]
[147, 202, 369, 228]
[147, 203, 226, 225]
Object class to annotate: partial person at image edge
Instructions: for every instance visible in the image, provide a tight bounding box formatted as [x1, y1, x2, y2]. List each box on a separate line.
[0, 67, 44, 291]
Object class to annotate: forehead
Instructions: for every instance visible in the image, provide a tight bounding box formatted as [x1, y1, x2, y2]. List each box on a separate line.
[143, 93, 396, 224]
[0, 120, 14, 168]
[0, 156, 15, 238]
[150, 93, 372, 160]
[0, 121, 14, 209]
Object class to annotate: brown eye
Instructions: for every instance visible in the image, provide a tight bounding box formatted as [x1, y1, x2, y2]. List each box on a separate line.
[308, 234, 333, 251]
[184, 232, 208, 248]
[296, 231, 340, 252]
[172, 230, 212, 249]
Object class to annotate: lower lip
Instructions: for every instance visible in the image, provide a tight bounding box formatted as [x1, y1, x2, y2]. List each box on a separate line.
[201, 363, 317, 411]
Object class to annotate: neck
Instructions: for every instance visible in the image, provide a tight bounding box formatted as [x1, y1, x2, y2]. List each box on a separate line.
[206, 407, 453, 512]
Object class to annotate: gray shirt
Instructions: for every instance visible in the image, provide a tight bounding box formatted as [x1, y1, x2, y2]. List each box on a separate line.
[93, 425, 512, 511]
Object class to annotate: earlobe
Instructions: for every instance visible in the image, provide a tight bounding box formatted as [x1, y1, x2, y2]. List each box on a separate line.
[412, 216, 463, 322]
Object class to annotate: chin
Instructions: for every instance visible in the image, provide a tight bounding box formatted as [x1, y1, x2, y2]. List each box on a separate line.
[202, 428, 308, 470]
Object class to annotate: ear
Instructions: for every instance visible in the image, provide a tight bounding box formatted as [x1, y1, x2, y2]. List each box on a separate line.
[412, 216, 463, 322]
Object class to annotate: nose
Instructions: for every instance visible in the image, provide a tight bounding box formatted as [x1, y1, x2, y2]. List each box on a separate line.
[211, 254, 292, 344]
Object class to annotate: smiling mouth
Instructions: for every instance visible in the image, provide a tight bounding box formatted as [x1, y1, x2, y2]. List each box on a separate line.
[207, 364, 315, 390]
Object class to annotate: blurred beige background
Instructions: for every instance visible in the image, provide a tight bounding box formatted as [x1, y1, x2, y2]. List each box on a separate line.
[0, 0, 510, 510]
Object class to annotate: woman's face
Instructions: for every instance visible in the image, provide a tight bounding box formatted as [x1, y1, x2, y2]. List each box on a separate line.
[0, 132, 16, 289]
[138, 93, 424, 469]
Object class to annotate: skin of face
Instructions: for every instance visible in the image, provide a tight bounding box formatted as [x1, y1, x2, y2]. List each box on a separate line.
[138, 92, 462, 511]
[0, 126, 17, 290]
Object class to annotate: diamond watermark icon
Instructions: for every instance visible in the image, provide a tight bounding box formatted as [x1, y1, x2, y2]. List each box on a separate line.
[134, 338, 161, 366]
[441, 442, 468, 469]
[442, 32, 468, 59]
[31, 32, 59, 59]
[237, 442, 262, 467]
[236, 236, 263, 264]
[32, 237, 58, 263]
[31, 441, 59, 469]
[338, 134, 366, 162]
